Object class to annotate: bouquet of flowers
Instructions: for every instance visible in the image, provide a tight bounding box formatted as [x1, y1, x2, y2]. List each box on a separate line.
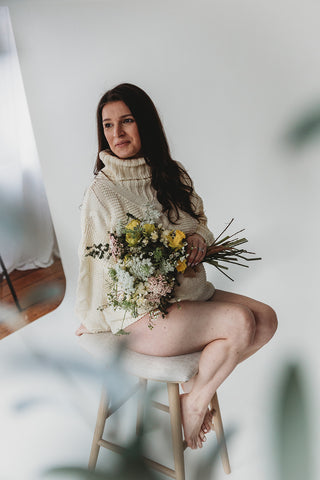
[85, 206, 188, 333]
[86, 207, 261, 334]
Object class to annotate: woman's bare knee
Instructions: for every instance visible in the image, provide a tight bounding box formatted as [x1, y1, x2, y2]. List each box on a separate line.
[267, 305, 278, 336]
[258, 304, 278, 343]
[225, 305, 256, 352]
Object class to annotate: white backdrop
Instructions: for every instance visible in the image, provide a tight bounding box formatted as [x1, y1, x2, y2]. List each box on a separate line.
[0, 1, 319, 479]
[0, 7, 58, 273]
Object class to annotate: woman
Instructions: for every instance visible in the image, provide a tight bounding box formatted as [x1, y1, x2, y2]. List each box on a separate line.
[75, 83, 277, 450]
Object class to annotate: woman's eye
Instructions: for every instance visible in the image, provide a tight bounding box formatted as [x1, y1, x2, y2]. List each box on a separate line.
[104, 123, 112, 129]
[123, 118, 134, 124]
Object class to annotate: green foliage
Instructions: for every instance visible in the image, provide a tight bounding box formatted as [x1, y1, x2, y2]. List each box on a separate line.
[45, 434, 160, 479]
[86, 243, 109, 259]
[285, 106, 320, 147]
[273, 363, 312, 480]
[153, 247, 163, 262]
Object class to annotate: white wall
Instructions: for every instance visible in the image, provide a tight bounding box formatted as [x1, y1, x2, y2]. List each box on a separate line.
[1, 1, 319, 479]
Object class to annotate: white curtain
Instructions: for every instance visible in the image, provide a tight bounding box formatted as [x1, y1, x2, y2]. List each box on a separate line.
[0, 7, 58, 274]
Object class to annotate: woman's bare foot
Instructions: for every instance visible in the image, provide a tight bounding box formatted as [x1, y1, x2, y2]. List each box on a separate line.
[201, 409, 213, 434]
[181, 381, 213, 436]
[75, 323, 90, 336]
[180, 393, 208, 449]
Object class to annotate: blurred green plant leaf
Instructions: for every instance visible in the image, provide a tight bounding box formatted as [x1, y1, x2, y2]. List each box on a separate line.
[285, 105, 320, 147]
[274, 363, 312, 480]
[21, 282, 65, 305]
[45, 431, 161, 479]
[44, 465, 122, 479]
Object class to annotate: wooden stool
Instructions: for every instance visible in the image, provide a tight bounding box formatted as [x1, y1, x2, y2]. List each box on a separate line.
[78, 332, 231, 479]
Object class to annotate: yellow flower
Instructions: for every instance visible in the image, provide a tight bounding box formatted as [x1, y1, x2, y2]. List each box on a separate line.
[126, 218, 141, 246]
[126, 232, 140, 246]
[167, 229, 186, 249]
[176, 259, 187, 273]
[126, 219, 141, 230]
[142, 223, 156, 234]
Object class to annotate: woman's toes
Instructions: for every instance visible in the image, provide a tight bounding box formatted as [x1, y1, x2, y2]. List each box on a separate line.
[201, 408, 213, 433]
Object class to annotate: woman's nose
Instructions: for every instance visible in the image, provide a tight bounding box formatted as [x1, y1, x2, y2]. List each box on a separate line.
[114, 122, 124, 137]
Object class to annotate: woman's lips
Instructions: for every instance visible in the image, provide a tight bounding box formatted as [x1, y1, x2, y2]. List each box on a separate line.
[116, 141, 130, 147]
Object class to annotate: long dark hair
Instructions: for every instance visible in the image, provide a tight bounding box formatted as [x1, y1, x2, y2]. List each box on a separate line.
[95, 83, 200, 223]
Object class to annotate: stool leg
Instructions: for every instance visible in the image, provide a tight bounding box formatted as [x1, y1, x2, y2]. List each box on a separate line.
[136, 378, 147, 436]
[88, 387, 108, 470]
[167, 383, 185, 480]
[210, 392, 231, 474]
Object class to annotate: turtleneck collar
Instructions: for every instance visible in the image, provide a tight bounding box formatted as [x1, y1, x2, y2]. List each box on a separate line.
[99, 150, 151, 182]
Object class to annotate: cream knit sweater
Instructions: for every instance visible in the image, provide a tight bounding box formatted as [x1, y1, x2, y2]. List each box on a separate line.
[75, 151, 215, 334]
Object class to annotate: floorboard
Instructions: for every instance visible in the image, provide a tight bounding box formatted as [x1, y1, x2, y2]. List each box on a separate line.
[0, 258, 66, 340]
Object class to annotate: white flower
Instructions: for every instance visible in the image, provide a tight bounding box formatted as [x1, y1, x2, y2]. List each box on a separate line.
[136, 297, 146, 307]
[114, 265, 135, 293]
[129, 257, 155, 281]
[161, 229, 171, 246]
[160, 259, 175, 274]
[143, 203, 161, 224]
[151, 231, 158, 241]
[136, 282, 147, 296]
[114, 219, 125, 236]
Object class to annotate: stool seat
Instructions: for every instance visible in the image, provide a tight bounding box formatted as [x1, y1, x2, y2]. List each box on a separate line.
[78, 331, 201, 382]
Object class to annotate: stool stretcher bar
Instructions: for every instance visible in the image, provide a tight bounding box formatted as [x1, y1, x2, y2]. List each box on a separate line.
[98, 439, 178, 479]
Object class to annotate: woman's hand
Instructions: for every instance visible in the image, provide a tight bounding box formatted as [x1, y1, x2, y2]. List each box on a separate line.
[186, 233, 207, 267]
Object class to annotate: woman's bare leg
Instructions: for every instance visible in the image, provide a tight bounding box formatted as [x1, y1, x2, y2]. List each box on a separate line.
[181, 290, 277, 401]
[210, 289, 278, 362]
[125, 298, 257, 449]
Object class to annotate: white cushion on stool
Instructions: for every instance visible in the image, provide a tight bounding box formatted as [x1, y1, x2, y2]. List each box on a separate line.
[78, 332, 201, 383]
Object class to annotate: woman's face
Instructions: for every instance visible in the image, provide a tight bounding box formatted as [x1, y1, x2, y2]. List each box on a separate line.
[101, 101, 142, 159]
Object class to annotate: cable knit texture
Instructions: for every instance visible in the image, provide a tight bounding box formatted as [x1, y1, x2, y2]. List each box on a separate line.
[75, 151, 215, 334]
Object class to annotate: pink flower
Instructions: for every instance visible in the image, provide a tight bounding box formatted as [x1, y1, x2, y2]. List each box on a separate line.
[146, 275, 172, 303]
[109, 234, 121, 260]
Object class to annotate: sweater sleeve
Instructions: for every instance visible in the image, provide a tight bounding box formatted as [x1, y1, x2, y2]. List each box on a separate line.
[74, 186, 112, 332]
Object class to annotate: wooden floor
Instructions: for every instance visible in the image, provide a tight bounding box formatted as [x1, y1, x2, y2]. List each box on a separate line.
[0, 258, 66, 340]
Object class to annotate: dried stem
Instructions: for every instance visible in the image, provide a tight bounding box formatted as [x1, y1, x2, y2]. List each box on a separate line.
[202, 220, 261, 280]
